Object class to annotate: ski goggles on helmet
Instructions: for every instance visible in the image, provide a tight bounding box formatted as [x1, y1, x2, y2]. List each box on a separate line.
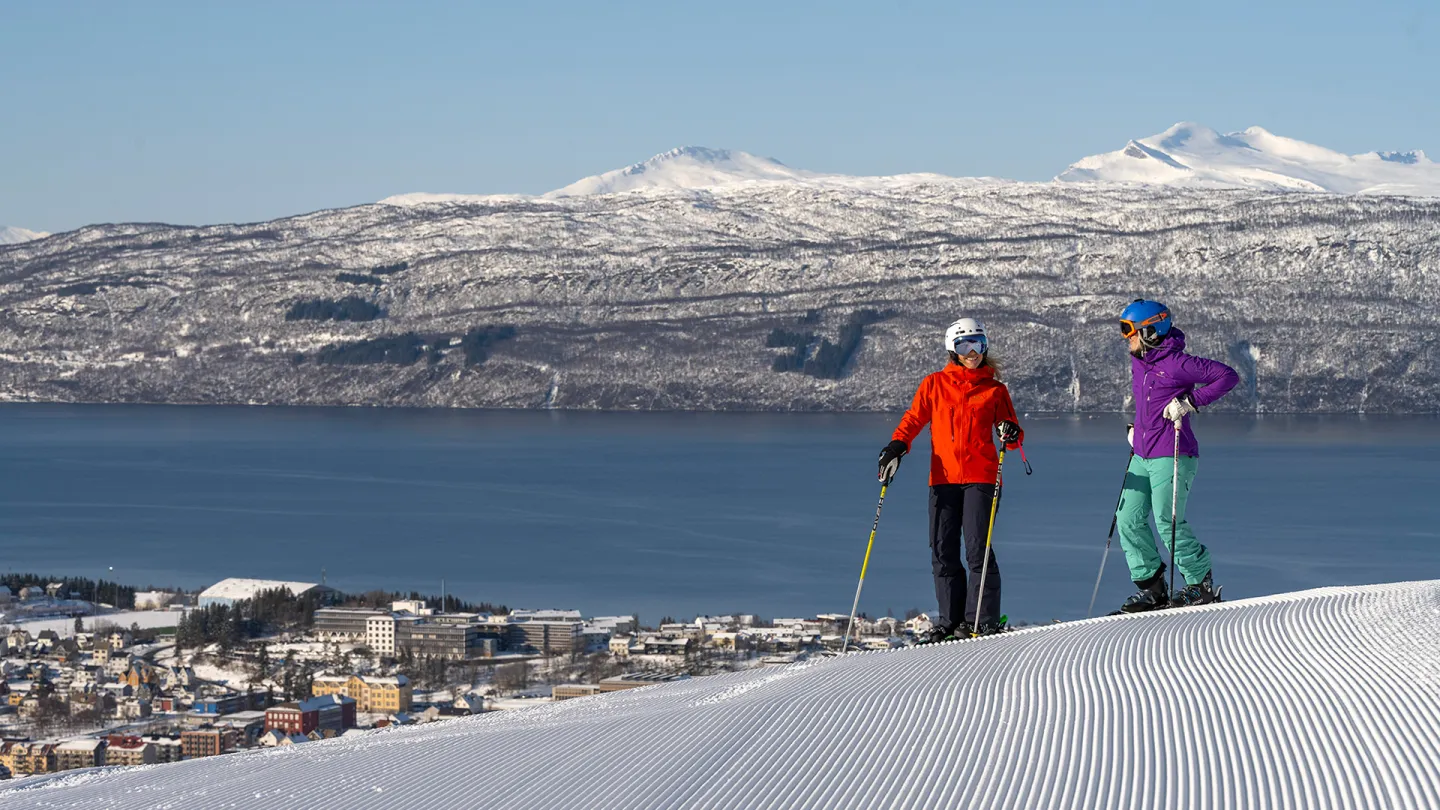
[1119, 311, 1169, 338]
[952, 336, 987, 356]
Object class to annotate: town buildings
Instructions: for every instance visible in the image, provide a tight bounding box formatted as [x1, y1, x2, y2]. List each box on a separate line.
[180, 726, 238, 759]
[55, 738, 105, 770]
[311, 674, 412, 714]
[264, 694, 357, 737]
[103, 735, 156, 766]
[0, 741, 58, 776]
[312, 607, 388, 639]
[314, 606, 502, 660]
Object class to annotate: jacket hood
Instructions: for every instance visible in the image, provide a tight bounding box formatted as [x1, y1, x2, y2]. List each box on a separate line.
[1138, 327, 1187, 365]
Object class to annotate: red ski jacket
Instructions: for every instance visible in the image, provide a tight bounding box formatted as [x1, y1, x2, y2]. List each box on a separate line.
[891, 363, 1023, 486]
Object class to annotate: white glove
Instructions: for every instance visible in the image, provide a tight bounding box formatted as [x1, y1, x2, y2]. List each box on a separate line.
[1126, 423, 1134, 448]
[1163, 394, 1198, 423]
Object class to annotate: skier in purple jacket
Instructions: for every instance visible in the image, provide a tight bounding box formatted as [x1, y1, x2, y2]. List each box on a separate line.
[1115, 300, 1239, 612]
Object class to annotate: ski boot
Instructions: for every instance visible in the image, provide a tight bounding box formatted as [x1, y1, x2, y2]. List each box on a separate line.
[970, 614, 1009, 638]
[1115, 565, 1169, 614]
[1170, 570, 1222, 607]
[915, 625, 958, 645]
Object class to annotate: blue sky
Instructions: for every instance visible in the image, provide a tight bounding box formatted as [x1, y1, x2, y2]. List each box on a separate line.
[3, 0, 1435, 232]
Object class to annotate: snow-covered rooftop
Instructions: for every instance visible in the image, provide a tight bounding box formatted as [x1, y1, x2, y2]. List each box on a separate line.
[6, 581, 1439, 808]
[198, 578, 323, 601]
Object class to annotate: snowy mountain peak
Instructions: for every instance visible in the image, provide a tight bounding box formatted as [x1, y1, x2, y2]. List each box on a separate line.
[545, 146, 814, 197]
[0, 225, 48, 245]
[381, 146, 995, 206]
[1058, 122, 1440, 195]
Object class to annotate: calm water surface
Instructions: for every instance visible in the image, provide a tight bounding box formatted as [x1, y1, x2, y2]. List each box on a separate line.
[1, 405, 1437, 624]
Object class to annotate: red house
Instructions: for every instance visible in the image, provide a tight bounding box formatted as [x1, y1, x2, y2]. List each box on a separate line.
[264, 694, 355, 736]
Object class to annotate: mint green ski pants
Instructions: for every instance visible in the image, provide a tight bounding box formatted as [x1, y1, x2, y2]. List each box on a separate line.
[1114, 454, 1211, 586]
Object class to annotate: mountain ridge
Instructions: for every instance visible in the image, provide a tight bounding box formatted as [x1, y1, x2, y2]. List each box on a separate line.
[1, 183, 1437, 414]
[1056, 122, 1440, 195]
[378, 123, 1437, 204]
[0, 226, 48, 245]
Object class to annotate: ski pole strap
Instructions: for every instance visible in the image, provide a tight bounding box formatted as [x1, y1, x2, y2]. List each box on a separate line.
[1017, 444, 1033, 475]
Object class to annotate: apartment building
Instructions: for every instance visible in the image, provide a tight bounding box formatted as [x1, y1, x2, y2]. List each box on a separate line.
[365, 614, 404, 656]
[3, 741, 58, 775]
[313, 607, 389, 640]
[104, 735, 157, 766]
[144, 735, 184, 763]
[513, 620, 583, 655]
[55, 738, 105, 771]
[265, 694, 356, 736]
[181, 726, 238, 759]
[312, 673, 412, 713]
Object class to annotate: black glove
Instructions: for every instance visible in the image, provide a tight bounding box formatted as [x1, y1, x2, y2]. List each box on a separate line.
[878, 440, 907, 483]
[996, 420, 1020, 447]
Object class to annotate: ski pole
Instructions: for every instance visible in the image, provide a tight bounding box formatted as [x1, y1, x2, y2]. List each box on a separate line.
[1169, 420, 1181, 598]
[842, 482, 889, 653]
[972, 448, 1005, 637]
[1086, 447, 1135, 618]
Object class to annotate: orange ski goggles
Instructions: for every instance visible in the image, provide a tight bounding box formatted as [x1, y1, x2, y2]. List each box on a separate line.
[1119, 311, 1169, 338]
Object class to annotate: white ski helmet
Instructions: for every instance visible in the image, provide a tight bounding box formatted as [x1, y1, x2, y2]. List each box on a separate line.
[943, 318, 987, 353]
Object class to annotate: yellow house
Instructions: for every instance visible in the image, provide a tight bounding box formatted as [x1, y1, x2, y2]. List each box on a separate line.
[5, 742, 58, 776]
[363, 676, 411, 713]
[0, 741, 21, 774]
[312, 673, 411, 713]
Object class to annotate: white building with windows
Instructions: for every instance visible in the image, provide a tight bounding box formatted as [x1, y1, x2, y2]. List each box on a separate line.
[365, 615, 397, 656]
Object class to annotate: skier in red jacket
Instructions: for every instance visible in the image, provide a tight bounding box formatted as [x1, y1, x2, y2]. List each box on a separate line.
[878, 318, 1024, 642]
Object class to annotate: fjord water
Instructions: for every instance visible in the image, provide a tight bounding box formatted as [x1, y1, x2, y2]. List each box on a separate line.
[1, 405, 1436, 624]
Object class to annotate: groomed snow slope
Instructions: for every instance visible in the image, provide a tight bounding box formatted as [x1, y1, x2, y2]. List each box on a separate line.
[7, 582, 1440, 809]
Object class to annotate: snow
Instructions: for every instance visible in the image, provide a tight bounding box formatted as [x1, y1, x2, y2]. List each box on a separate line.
[187, 660, 256, 688]
[3, 182, 1440, 413]
[16, 609, 188, 637]
[6, 581, 1440, 808]
[547, 146, 820, 197]
[376, 192, 531, 206]
[197, 578, 320, 602]
[0, 226, 48, 245]
[382, 127, 1438, 206]
[1057, 122, 1440, 195]
[380, 145, 1009, 204]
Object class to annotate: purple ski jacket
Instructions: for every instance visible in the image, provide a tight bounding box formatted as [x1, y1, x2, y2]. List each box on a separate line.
[1131, 328, 1240, 459]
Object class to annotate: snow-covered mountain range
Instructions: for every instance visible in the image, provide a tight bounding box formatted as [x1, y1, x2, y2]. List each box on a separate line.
[7, 581, 1439, 809]
[0, 226, 47, 245]
[549, 146, 819, 196]
[1057, 122, 1440, 195]
[380, 145, 981, 206]
[380, 124, 1438, 203]
[1, 182, 1437, 412]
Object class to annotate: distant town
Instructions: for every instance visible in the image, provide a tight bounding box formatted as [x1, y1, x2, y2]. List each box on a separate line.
[0, 573, 932, 780]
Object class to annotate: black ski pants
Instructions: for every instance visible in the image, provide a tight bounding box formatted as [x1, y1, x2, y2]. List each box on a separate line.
[929, 483, 1001, 630]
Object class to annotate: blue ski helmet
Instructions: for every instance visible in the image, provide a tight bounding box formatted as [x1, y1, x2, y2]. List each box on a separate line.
[1120, 300, 1172, 347]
